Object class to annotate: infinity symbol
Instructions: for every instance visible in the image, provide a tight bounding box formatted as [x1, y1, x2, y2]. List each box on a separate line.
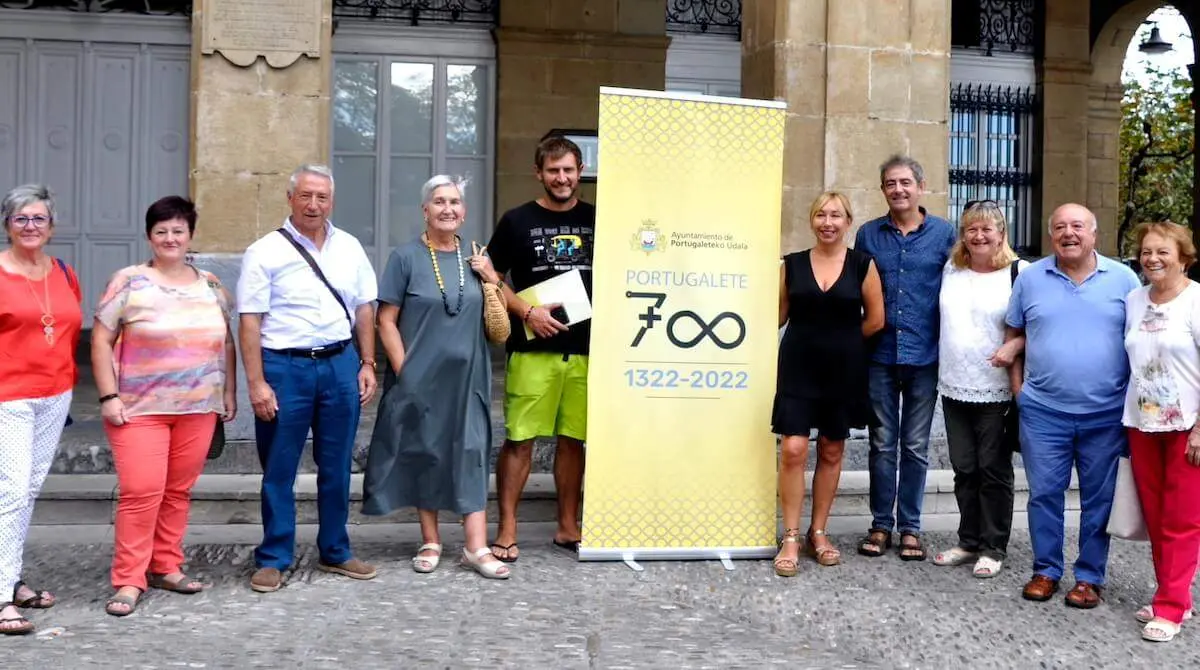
[666, 311, 746, 350]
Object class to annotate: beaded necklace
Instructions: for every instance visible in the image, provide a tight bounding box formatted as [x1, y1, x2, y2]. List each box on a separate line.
[424, 233, 465, 316]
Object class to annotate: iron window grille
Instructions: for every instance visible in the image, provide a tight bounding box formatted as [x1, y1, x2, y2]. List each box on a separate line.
[332, 0, 496, 26]
[951, 0, 1036, 56]
[0, 0, 190, 12]
[666, 0, 741, 38]
[949, 83, 1039, 255]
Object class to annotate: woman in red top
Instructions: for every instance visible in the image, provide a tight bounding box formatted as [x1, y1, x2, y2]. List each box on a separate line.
[0, 184, 83, 635]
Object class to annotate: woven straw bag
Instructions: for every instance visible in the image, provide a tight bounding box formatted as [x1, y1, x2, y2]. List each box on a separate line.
[475, 241, 510, 344]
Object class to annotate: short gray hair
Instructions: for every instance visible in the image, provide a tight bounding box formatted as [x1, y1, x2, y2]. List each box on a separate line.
[2, 183, 57, 225]
[879, 154, 925, 185]
[421, 175, 467, 206]
[288, 164, 335, 195]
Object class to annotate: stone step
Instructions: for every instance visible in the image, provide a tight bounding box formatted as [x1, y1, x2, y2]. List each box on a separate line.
[31, 468, 1076, 527]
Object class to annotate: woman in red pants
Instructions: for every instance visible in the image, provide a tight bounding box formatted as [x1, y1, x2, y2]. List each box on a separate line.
[1122, 221, 1200, 643]
[92, 196, 237, 616]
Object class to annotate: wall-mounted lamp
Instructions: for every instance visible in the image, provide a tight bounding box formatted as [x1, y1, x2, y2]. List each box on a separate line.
[1139, 24, 1174, 55]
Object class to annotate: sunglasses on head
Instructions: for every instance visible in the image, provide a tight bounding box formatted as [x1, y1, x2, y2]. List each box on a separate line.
[963, 199, 1000, 209]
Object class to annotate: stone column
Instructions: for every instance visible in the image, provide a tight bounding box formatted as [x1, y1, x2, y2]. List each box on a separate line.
[494, 0, 670, 216]
[744, 0, 952, 252]
[189, 0, 334, 254]
[1088, 83, 1123, 256]
[188, 0, 334, 441]
[1039, 0, 1091, 253]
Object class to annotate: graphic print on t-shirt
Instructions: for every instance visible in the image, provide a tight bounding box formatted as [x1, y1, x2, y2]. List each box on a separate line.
[527, 225, 594, 274]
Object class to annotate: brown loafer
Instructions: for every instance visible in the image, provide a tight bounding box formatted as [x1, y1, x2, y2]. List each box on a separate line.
[1065, 582, 1103, 609]
[249, 567, 283, 593]
[316, 558, 377, 580]
[1021, 574, 1059, 602]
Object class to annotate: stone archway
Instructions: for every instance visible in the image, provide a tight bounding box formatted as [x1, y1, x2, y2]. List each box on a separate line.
[1089, 0, 1193, 255]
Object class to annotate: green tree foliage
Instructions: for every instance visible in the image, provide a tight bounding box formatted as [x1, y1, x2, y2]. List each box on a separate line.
[1119, 66, 1195, 256]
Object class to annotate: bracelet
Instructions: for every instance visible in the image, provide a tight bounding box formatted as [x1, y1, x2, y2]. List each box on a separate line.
[523, 305, 535, 322]
[99, 393, 119, 405]
[360, 359, 377, 370]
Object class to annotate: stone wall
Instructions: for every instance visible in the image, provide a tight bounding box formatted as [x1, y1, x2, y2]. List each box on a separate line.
[744, 0, 952, 252]
[494, 0, 670, 215]
[189, 0, 334, 254]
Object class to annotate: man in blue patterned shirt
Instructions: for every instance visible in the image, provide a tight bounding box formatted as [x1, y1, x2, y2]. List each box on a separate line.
[853, 155, 956, 562]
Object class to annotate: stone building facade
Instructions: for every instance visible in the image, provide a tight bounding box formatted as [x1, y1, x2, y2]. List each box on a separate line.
[1, 0, 1197, 314]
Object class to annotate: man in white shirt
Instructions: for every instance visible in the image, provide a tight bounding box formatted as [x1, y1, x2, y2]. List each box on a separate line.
[237, 164, 379, 593]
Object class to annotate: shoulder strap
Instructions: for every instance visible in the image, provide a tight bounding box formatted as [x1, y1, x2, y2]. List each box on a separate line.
[54, 257, 76, 290]
[1010, 259, 1020, 286]
[276, 228, 352, 324]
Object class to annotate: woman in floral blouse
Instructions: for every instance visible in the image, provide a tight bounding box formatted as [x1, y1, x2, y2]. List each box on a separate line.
[1122, 221, 1200, 643]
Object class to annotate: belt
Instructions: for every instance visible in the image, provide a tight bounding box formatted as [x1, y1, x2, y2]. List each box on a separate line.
[267, 340, 351, 359]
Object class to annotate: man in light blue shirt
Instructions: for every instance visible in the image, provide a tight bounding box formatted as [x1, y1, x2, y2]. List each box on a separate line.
[238, 164, 380, 593]
[1005, 202, 1140, 609]
[854, 155, 956, 561]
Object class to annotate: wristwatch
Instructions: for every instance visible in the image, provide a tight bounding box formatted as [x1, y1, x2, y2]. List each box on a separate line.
[360, 359, 377, 370]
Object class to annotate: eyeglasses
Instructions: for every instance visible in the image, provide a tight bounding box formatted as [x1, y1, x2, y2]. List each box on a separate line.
[7, 215, 51, 229]
[963, 199, 1000, 210]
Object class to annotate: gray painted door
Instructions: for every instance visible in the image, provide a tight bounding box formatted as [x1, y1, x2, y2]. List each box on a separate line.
[0, 25, 189, 319]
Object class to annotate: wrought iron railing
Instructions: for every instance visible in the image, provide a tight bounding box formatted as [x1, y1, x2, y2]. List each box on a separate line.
[666, 0, 740, 38]
[949, 83, 1039, 254]
[333, 0, 496, 26]
[0, 0, 190, 13]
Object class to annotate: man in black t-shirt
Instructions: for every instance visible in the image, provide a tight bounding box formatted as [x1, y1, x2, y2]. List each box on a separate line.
[486, 136, 594, 561]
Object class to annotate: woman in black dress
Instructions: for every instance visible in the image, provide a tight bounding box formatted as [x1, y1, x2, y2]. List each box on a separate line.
[773, 191, 885, 577]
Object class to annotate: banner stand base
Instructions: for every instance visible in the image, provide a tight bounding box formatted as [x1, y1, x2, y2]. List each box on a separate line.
[580, 546, 775, 569]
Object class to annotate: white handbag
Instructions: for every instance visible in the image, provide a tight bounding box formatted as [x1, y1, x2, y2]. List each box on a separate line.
[1106, 456, 1149, 541]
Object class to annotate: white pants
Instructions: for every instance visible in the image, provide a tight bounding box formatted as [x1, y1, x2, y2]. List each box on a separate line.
[0, 391, 71, 596]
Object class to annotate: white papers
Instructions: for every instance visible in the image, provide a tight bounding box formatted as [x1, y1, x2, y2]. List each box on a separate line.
[515, 268, 593, 340]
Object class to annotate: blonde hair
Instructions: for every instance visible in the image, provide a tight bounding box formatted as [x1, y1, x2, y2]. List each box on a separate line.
[950, 201, 1019, 270]
[808, 191, 854, 226]
[1133, 221, 1197, 269]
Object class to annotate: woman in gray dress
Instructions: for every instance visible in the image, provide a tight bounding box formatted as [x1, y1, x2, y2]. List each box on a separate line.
[362, 175, 509, 579]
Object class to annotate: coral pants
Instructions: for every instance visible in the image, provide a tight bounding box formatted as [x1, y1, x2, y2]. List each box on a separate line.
[106, 413, 216, 590]
[1128, 429, 1200, 625]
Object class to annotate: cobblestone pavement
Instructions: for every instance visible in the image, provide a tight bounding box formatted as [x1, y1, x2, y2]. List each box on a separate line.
[6, 524, 1195, 669]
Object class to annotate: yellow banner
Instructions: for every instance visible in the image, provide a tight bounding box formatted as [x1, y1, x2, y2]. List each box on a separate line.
[581, 88, 785, 560]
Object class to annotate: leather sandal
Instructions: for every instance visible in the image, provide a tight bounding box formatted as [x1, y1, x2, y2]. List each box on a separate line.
[12, 580, 55, 609]
[105, 589, 142, 617]
[898, 533, 927, 562]
[774, 528, 801, 577]
[806, 529, 841, 567]
[412, 543, 443, 574]
[147, 573, 204, 594]
[461, 547, 510, 580]
[857, 529, 892, 557]
[0, 603, 34, 636]
[1143, 619, 1181, 642]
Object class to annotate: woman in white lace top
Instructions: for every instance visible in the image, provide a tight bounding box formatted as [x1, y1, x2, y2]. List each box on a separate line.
[932, 201, 1026, 578]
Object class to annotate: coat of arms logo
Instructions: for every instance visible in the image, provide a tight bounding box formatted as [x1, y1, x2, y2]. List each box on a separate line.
[631, 220, 666, 255]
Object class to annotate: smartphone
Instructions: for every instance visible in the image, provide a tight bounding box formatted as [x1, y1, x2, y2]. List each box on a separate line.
[549, 305, 569, 324]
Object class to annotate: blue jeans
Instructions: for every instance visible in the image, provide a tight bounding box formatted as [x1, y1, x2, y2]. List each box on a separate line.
[254, 346, 360, 570]
[1018, 393, 1124, 585]
[867, 363, 939, 534]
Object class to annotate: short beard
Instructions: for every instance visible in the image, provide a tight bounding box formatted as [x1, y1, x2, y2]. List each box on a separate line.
[542, 183, 576, 204]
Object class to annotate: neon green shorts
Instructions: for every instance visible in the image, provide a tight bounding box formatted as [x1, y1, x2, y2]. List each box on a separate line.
[504, 352, 588, 442]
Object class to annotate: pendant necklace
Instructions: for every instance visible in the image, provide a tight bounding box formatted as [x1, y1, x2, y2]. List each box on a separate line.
[425, 233, 465, 316]
[23, 261, 55, 345]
